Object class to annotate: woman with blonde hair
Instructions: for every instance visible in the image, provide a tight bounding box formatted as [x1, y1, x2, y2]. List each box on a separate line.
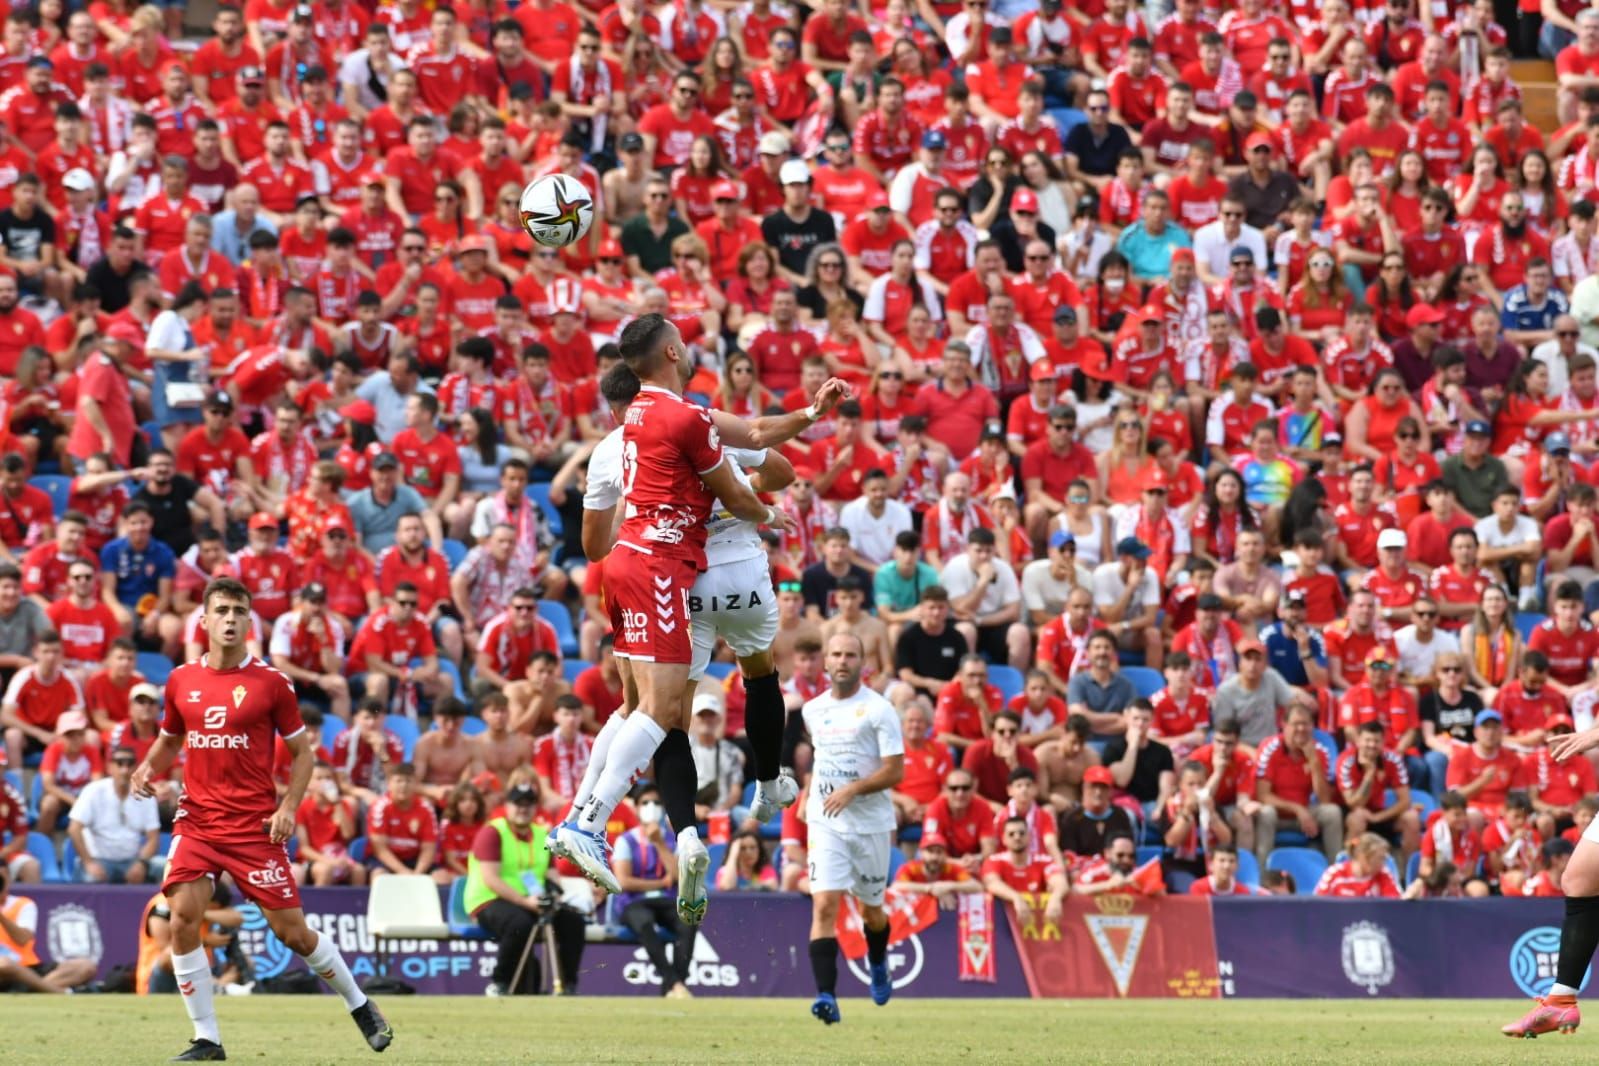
[715, 351, 776, 418]
[1095, 407, 1154, 507]
[700, 37, 747, 114]
[860, 362, 913, 444]
[1313, 832, 1401, 898]
[483, 180, 535, 275]
[1458, 583, 1522, 706]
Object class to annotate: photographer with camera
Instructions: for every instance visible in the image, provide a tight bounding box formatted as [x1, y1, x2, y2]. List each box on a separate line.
[612, 781, 697, 999]
[0, 863, 97, 993]
[462, 781, 586, 996]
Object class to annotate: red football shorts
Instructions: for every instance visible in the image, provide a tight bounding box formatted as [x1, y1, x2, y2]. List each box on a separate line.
[605, 545, 697, 664]
[164, 833, 303, 911]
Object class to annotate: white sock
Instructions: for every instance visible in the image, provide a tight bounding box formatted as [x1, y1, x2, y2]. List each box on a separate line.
[577, 712, 665, 833]
[1552, 983, 1581, 997]
[172, 947, 220, 1044]
[568, 712, 627, 819]
[302, 931, 368, 1010]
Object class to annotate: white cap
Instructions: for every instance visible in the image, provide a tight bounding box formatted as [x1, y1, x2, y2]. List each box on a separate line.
[62, 168, 95, 192]
[692, 691, 723, 715]
[758, 131, 791, 156]
[778, 159, 812, 186]
[130, 682, 162, 702]
[1377, 528, 1408, 550]
[992, 482, 1017, 502]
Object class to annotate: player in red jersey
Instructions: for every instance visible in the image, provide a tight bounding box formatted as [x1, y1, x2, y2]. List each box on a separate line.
[130, 578, 391, 1060]
[555, 314, 796, 911]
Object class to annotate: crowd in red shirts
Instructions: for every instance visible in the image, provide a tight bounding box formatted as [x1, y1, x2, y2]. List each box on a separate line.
[5, 0, 1599, 913]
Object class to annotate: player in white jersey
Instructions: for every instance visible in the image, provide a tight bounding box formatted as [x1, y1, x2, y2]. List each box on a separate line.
[797, 632, 904, 1025]
[559, 360, 847, 922]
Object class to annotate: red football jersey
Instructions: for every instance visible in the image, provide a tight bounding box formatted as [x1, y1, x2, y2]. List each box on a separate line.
[615, 386, 724, 568]
[160, 655, 304, 843]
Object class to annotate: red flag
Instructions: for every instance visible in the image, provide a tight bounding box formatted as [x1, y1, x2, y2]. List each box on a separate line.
[1131, 858, 1167, 896]
[835, 888, 939, 959]
[956, 893, 997, 982]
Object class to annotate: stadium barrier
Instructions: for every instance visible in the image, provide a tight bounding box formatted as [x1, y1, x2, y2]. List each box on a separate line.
[17, 886, 1578, 999]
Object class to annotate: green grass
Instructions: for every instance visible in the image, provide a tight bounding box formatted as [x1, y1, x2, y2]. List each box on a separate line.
[1, 997, 1589, 1064]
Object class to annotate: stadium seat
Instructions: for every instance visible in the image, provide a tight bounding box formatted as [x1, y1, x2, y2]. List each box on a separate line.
[367, 874, 450, 975]
[441, 539, 469, 570]
[537, 600, 580, 657]
[1515, 612, 1545, 643]
[1312, 729, 1339, 767]
[704, 662, 735, 680]
[706, 842, 727, 875]
[29, 774, 43, 821]
[989, 665, 1024, 704]
[1405, 851, 1422, 886]
[60, 837, 80, 881]
[1265, 847, 1328, 895]
[459, 715, 487, 737]
[157, 831, 172, 858]
[888, 847, 908, 882]
[528, 483, 564, 538]
[436, 658, 467, 701]
[348, 836, 368, 864]
[562, 658, 591, 685]
[320, 717, 347, 753]
[446, 876, 489, 938]
[1235, 850, 1261, 887]
[1, 769, 20, 801]
[136, 652, 174, 686]
[28, 474, 71, 518]
[25, 831, 61, 882]
[1123, 666, 1165, 699]
[384, 715, 421, 760]
[1386, 788, 1439, 820]
[1136, 845, 1163, 867]
[897, 824, 923, 846]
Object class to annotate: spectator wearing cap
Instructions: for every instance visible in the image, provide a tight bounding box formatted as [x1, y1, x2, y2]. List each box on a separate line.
[1114, 188, 1192, 285]
[990, 187, 1059, 277]
[265, 4, 333, 110]
[1227, 130, 1304, 237]
[1021, 532, 1093, 627]
[107, 682, 170, 800]
[347, 452, 431, 555]
[298, 508, 380, 629]
[68, 742, 161, 884]
[693, 179, 763, 284]
[1446, 708, 1527, 818]
[1252, 701, 1342, 865]
[1337, 643, 1424, 770]
[1169, 592, 1243, 690]
[889, 129, 953, 233]
[893, 832, 982, 909]
[270, 581, 353, 722]
[175, 389, 265, 525]
[1113, 466, 1189, 588]
[1057, 764, 1138, 858]
[941, 526, 1030, 671]
[32, 705, 98, 834]
[1211, 636, 1298, 748]
[1260, 587, 1328, 686]
[1090, 537, 1163, 668]
[762, 158, 839, 287]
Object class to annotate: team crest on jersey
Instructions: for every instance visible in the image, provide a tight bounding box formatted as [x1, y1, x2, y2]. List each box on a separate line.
[233, 685, 246, 708]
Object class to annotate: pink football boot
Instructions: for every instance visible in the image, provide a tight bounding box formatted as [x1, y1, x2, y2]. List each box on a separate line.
[1503, 996, 1581, 1038]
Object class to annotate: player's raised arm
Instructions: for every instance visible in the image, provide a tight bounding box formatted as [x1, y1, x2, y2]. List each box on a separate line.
[746, 449, 796, 495]
[711, 377, 852, 449]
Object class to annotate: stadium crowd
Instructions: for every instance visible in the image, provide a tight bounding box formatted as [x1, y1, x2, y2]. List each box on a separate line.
[8, 0, 1599, 984]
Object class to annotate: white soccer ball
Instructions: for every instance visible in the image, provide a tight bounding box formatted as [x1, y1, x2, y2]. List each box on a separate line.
[519, 173, 596, 249]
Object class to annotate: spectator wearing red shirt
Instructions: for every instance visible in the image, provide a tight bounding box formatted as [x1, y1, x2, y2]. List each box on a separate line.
[1322, 589, 1397, 690]
[1446, 708, 1528, 816]
[894, 701, 954, 824]
[1, 634, 85, 769]
[961, 712, 1041, 804]
[639, 72, 720, 171]
[1314, 833, 1402, 897]
[981, 815, 1068, 920]
[367, 763, 440, 877]
[297, 514, 381, 628]
[1418, 790, 1485, 886]
[934, 656, 1004, 754]
[330, 699, 405, 803]
[46, 559, 119, 676]
[572, 641, 625, 729]
[1336, 718, 1420, 850]
[295, 763, 365, 886]
[922, 768, 998, 874]
[1252, 704, 1342, 866]
[1495, 652, 1569, 749]
[389, 392, 463, 544]
[348, 585, 446, 709]
[1404, 479, 1478, 572]
[914, 343, 999, 462]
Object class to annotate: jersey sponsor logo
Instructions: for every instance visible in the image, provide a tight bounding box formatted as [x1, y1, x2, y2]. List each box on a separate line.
[687, 589, 763, 614]
[233, 685, 247, 708]
[621, 608, 650, 647]
[202, 706, 228, 730]
[1340, 920, 1394, 995]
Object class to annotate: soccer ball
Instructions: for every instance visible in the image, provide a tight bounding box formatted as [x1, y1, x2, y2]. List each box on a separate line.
[519, 173, 595, 249]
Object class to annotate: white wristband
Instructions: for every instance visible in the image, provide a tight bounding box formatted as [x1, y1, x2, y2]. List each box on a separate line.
[765, 506, 781, 526]
[802, 403, 821, 423]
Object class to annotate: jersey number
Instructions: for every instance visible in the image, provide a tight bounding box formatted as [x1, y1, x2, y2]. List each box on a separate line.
[202, 706, 228, 730]
[620, 439, 639, 497]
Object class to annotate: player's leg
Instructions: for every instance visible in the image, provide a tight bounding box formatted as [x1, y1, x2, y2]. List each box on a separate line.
[652, 682, 708, 923]
[261, 905, 392, 1051]
[166, 874, 226, 1058]
[808, 886, 845, 1024]
[1506, 834, 1599, 1036]
[854, 831, 894, 1006]
[734, 562, 799, 821]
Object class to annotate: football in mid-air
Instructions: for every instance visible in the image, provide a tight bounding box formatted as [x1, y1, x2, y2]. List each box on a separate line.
[519, 173, 595, 248]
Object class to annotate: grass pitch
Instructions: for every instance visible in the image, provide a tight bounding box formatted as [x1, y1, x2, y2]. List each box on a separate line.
[1, 996, 1586, 1064]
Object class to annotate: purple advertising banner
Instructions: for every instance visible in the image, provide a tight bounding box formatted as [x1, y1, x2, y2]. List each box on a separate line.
[1211, 898, 1575, 999]
[19, 886, 1031, 998]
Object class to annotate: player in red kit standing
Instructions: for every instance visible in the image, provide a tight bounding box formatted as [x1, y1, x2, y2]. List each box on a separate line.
[130, 578, 392, 1061]
[555, 313, 796, 924]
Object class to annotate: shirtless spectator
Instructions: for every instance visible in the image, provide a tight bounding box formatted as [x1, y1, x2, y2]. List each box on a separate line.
[412, 699, 479, 804]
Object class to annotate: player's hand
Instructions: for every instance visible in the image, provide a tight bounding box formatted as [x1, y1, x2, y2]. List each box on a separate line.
[770, 508, 800, 536]
[1551, 727, 1599, 762]
[812, 377, 851, 415]
[822, 782, 857, 817]
[267, 805, 296, 844]
[130, 762, 156, 799]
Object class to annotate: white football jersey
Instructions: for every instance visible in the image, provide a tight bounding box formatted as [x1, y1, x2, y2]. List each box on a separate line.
[803, 684, 904, 835]
[583, 427, 624, 512]
[704, 446, 768, 568]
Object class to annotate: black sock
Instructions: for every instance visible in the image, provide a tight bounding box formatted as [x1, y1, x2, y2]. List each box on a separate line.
[1559, 895, 1599, 990]
[865, 923, 889, 967]
[780, 703, 808, 770]
[809, 936, 839, 995]
[743, 670, 784, 782]
[654, 729, 699, 836]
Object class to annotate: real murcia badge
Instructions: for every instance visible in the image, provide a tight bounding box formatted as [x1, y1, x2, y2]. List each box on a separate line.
[232, 685, 246, 708]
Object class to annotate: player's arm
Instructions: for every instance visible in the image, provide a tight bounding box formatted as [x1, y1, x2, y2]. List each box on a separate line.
[131, 732, 185, 797]
[747, 449, 796, 495]
[700, 460, 792, 528]
[270, 730, 317, 844]
[709, 378, 850, 449]
[581, 504, 618, 563]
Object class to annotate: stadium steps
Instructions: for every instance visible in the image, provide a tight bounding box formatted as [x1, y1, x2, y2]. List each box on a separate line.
[1510, 59, 1560, 133]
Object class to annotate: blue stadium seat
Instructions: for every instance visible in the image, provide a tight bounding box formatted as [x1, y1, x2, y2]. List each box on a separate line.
[1, 769, 20, 800]
[320, 717, 347, 753]
[528, 483, 564, 538]
[704, 662, 734, 680]
[459, 716, 487, 737]
[1235, 849, 1261, 887]
[897, 824, 923, 846]
[25, 831, 61, 882]
[28, 475, 71, 518]
[1405, 851, 1422, 886]
[988, 665, 1024, 704]
[436, 658, 467, 701]
[384, 715, 420, 761]
[348, 836, 368, 864]
[1387, 788, 1439, 820]
[1312, 729, 1339, 766]
[441, 539, 469, 570]
[1136, 845, 1163, 868]
[562, 658, 591, 685]
[706, 842, 727, 878]
[1265, 847, 1328, 895]
[157, 831, 173, 859]
[537, 600, 580, 658]
[136, 652, 174, 686]
[1515, 612, 1546, 643]
[60, 837, 81, 881]
[29, 774, 43, 821]
[447, 876, 488, 937]
[888, 846, 908, 882]
[1122, 666, 1165, 699]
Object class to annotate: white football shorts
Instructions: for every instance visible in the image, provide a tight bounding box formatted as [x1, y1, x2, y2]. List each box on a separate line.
[688, 554, 779, 680]
[807, 823, 892, 907]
